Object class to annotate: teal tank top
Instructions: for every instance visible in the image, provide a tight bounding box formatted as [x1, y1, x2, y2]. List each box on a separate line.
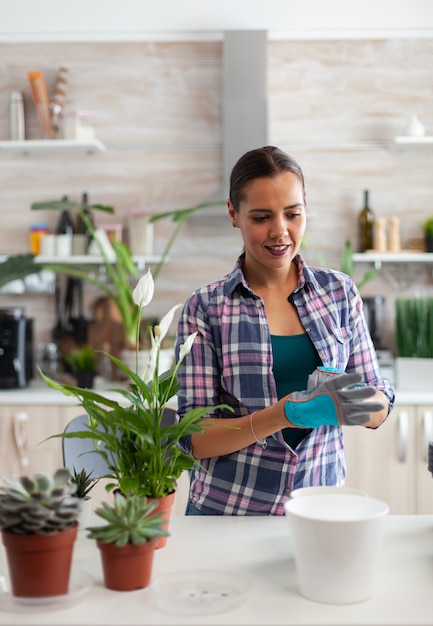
[271, 333, 321, 449]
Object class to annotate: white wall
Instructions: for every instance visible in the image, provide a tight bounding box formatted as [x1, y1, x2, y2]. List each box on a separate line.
[2, 0, 433, 41]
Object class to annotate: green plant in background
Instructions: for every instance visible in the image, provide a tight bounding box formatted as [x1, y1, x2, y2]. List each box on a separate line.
[0, 469, 80, 535]
[148, 201, 225, 281]
[65, 344, 96, 374]
[30, 198, 225, 344]
[423, 217, 433, 238]
[395, 297, 433, 358]
[0, 253, 39, 289]
[86, 493, 168, 547]
[340, 239, 380, 290]
[32, 199, 142, 346]
[71, 467, 99, 499]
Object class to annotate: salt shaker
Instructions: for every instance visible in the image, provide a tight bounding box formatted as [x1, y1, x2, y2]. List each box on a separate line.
[388, 217, 401, 252]
[9, 91, 25, 141]
[374, 218, 387, 252]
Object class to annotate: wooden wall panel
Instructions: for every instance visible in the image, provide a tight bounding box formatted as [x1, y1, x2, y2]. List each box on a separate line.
[0, 38, 432, 353]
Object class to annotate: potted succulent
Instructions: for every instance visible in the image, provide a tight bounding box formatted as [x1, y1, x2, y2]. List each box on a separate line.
[423, 216, 433, 252]
[71, 467, 99, 530]
[0, 468, 80, 598]
[41, 269, 230, 547]
[86, 493, 168, 591]
[65, 344, 97, 388]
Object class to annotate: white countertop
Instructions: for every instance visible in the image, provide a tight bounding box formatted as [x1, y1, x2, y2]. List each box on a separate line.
[0, 379, 432, 406]
[0, 514, 432, 625]
[0, 378, 130, 406]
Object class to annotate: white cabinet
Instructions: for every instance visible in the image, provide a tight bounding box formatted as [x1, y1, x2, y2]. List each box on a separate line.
[0, 404, 84, 477]
[343, 404, 433, 514]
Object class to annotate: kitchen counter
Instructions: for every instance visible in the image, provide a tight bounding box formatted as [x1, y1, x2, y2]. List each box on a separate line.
[0, 379, 432, 406]
[0, 514, 432, 625]
[0, 377, 130, 406]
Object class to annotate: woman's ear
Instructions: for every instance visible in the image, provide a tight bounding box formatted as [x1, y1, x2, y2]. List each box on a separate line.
[227, 200, 236, 224]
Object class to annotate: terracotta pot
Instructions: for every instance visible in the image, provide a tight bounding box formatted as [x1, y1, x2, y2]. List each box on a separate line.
[97, 538, 158, 591]
[1, 524, 78, 598]
[149, 490, 175, 549]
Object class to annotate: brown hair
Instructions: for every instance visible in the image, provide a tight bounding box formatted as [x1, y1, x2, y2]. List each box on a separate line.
[229, 146, 306, 212]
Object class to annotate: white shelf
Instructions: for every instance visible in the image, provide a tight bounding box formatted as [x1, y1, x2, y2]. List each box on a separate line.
[394, 136, 433, 145]
[0, 139, 107, 155]
[34, 254, 160, 265]
[353, 252, 433, 263]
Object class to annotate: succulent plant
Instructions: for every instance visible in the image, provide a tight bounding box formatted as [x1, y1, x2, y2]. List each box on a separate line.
[87, 493, 169, 547]
[0, 468, 80, 535]
[71, 467, 99, 499]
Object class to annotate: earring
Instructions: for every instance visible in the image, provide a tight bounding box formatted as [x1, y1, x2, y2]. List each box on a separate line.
[232, 222, 237, 228]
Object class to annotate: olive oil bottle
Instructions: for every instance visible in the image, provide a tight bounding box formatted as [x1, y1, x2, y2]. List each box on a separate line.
[358, 189, 375, 252]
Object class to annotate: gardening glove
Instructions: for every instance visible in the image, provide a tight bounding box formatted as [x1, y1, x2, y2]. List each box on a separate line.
[307, 366, 348, 390]
[283, 371, 385, 428]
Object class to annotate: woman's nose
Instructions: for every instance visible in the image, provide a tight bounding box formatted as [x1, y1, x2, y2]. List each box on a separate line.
[269, 216, 288, 239]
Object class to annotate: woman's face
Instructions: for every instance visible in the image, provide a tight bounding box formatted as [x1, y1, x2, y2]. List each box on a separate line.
[228, 171, 306, 273]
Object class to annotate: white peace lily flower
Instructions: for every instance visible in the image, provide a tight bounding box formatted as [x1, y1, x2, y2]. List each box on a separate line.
[142, 340, 158, 384]
[132, 269, 154, 310]
[157, 303, 182, 343]
[179, 331, 198, 361]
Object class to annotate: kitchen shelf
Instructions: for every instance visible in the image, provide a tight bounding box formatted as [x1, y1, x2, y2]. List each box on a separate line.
[394, 136, 433, 146]
[35, 254, 162, 272]
[0, 139, 107, 156]
[352, 251, 433, 290]
[353, 252, 433, 268]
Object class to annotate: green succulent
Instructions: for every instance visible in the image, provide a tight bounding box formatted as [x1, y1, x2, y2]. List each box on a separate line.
[0, 468, 80, 535]
[86, 493, 169, 547]
[71, 467, 99, 499]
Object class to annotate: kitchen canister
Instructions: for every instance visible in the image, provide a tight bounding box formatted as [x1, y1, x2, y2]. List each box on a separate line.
[9, 91, 25, 141]
[127, 212, 154, 257]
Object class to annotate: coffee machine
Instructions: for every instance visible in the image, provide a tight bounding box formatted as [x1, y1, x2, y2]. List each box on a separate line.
[0, 308, 34, 388]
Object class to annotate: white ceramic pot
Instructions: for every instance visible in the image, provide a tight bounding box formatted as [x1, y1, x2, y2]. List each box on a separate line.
[78, 496, 92, 531]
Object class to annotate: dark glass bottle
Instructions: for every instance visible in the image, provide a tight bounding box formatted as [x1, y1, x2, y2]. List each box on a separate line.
[56, 196, 74, 236]
[358, 189, 374, 252]
[75, 191, 94, 250]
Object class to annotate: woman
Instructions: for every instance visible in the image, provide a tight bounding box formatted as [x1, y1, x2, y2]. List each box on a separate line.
[175, 146, 394, 515]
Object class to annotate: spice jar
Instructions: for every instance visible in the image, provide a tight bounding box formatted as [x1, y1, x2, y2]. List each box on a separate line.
[29, 223, 48, 255]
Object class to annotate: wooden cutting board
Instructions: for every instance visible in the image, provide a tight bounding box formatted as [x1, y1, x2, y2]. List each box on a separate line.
[87, 296, 126, 379]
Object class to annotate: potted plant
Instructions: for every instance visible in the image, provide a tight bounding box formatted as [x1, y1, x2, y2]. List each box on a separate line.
[71, 467, 99, 530]
[31, 198, 142, 349]
[30, 197, 225, 350]
[41, 269, 231, 547]
[65, 344, 97, 388]
[0, 468, 80, 598]
[86, 493, 168, 591]
[423, 216, 433, 252]
[394, 296, 433, 390]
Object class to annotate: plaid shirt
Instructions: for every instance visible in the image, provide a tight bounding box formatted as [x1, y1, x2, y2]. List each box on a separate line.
[175, 254, 395, 515]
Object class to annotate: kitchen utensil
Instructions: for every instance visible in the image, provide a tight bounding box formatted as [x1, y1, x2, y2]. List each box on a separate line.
[27, 71, 56, 139]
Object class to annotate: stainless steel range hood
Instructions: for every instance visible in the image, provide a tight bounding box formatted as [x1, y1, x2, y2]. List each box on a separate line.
[203, 30, 269, 211]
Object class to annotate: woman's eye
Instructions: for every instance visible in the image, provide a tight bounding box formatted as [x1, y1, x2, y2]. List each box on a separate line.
[287, 212, 301, 220]
[253, 216, 268, 223]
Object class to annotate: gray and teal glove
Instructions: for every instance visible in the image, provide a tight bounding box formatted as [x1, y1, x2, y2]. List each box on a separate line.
[283, 370, 384, 428]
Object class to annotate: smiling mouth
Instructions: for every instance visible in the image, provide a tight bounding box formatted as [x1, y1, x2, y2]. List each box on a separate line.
[265, 244, 290, 256]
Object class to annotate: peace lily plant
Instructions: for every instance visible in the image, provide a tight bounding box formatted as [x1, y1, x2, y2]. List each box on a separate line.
[41, 269, 229, 499]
